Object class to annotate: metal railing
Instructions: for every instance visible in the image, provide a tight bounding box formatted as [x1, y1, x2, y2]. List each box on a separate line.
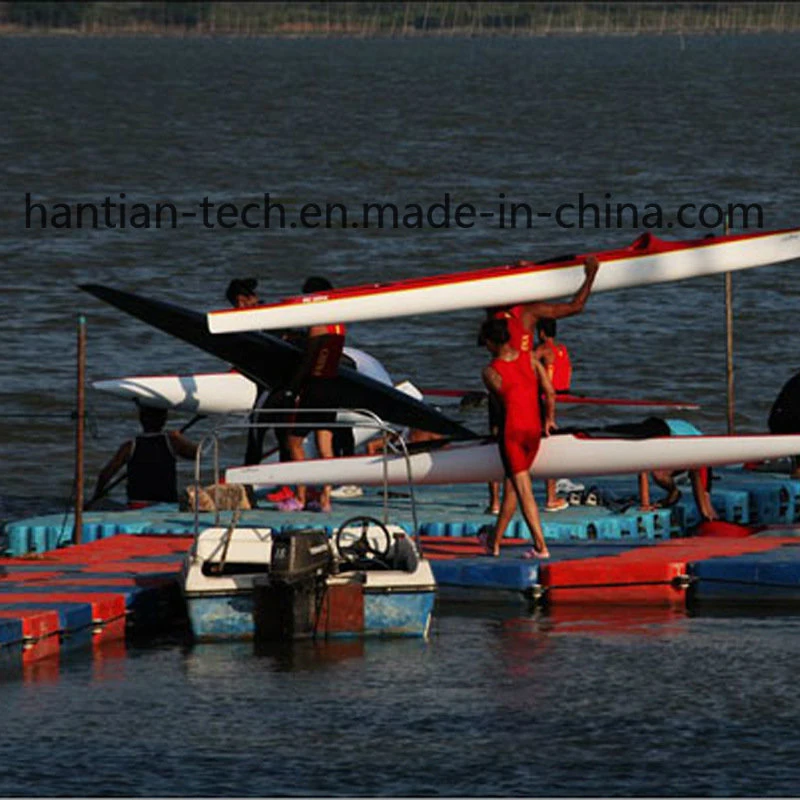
[190, 408, 421, 552]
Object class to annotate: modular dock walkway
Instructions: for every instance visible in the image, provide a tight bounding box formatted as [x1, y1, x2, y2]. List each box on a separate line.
[0, 535, 191, 672]
[6, 469, 798, 557]
[3, 472, 800, 672]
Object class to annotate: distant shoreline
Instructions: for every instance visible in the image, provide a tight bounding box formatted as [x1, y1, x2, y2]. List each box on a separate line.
[2, 28, 800, 39]
[2, 2, 800, 39]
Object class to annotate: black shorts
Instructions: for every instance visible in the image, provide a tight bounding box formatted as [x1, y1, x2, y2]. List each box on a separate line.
[288, 380, 338, 438]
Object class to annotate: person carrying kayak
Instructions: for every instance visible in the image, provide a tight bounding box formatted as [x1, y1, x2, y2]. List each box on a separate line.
[285, 276, 348, 513]
[479, 317, 557, 558]
[484, 254, 599, 514]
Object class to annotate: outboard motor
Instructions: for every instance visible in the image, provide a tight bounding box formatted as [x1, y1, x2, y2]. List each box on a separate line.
[270, 529, 332, 584]
[254, 529, 335, 642]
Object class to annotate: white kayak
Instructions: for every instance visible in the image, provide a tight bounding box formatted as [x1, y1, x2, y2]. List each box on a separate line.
[92, 350, 425, 456]
[91, 346, 395, 415]
[207, 227, 800, 333]
[224, 432, 800, 486]
[93, 371, 258, 415]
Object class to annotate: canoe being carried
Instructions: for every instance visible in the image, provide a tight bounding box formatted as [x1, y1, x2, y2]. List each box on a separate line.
[79, 284, 476, 440]
[207, 227, 800, 333]
[225, 431, 800, 487]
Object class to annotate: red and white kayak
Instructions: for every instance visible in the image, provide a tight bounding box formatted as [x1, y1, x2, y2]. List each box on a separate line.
[207, 227, 800, 333]
[224, 432, 800, 486]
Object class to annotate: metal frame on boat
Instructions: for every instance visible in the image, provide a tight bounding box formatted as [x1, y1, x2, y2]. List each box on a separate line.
[181, 411, 435, 642]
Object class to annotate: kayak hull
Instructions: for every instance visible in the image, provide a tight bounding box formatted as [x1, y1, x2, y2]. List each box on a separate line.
[225, 433, 800, 486]
[208, 228, 800, 333]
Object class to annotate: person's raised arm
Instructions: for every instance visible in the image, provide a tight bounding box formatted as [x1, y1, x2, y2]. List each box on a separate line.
[532, 356, 557, 436]
[517, 255, 600, 327]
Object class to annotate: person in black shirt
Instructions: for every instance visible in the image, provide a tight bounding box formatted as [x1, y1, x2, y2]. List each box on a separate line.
[86, 404, 198, 508]
[768, 371, 800, 477]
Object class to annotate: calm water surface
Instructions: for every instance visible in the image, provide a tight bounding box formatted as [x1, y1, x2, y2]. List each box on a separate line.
[3, 609, 800, 796]
[1, 35, 800, 796]
[2, 34, 800, 508]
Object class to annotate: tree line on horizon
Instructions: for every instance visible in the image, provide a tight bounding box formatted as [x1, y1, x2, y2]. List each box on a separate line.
[1, 2, 798, 36]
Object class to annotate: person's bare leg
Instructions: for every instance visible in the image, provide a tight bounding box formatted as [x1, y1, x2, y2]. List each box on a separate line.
[510, 471, 548, 555]
[652, 469, 680, 507]
[315, 429, 335, 511]
[286, 434, 307, 506]
[544, 478, 566, 511]
[690, 469, 718, 521]
[490, 478, 517, 556]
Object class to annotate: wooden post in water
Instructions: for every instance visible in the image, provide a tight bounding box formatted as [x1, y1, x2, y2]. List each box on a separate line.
[724, 214, 735, 434]
[74, 314, 86, 544]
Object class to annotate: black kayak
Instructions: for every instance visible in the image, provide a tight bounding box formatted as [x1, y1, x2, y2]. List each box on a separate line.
[79, 284, 478, 440]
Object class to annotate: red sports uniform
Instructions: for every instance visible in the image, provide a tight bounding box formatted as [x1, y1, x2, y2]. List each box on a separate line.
[492, 305, 531, 353]
[543, 340, 572, 393]
[491, 353, 543, 475]
[291, 323, 347, 437]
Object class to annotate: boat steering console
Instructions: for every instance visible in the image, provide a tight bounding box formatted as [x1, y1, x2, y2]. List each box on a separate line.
[334, 516, 393, 570]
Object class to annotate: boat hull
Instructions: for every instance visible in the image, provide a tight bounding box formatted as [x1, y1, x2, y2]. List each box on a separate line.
[225, 432, 800, 486]
[183, 526, 435, 641]
[208, 228, 800, 332]
[185, 586, 434, 641]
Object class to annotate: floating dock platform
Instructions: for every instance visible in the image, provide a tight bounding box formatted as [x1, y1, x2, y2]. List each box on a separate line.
[4, 473, 800, 671]
[0, 535, 190, 673]
[5, 470, 797, 557]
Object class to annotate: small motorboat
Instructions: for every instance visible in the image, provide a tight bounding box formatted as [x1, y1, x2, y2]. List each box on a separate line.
[182, 516, 436, 642]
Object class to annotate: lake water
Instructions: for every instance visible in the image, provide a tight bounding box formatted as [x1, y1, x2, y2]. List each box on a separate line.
[1, 34, 800, 795]
[4, 608, 800, 796]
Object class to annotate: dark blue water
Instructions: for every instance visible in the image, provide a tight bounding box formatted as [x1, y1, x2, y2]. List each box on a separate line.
[3, 35, 800, 796]
[3, 608, 800, 796]
[2, 35, 800, 506]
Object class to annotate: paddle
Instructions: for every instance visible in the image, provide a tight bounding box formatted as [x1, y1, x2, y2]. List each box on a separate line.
[84, 413, 206, 509]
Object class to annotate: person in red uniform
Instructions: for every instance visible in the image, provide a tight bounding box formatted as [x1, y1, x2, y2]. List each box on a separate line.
[479, 318, 556, 558]
[484, 255, 599, 514]
[535, 317, 572, 393]
[285, 276, 347, 513]
[86, 404, 198, 509]
[534, 316, 573, 511]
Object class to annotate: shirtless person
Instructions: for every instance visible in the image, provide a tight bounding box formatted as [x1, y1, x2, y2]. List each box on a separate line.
[479, 318, 557, 558]
[485, 255, 599, 513]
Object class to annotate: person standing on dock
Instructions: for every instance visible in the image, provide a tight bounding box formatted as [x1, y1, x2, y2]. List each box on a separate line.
[479, 317, 556, 558]
[225, 278, 301, 510]
[86, 405, 198, 509]
[285, 276, 348, 513]
[484, 255, 599, 514]
[535, 317, 573, 513]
